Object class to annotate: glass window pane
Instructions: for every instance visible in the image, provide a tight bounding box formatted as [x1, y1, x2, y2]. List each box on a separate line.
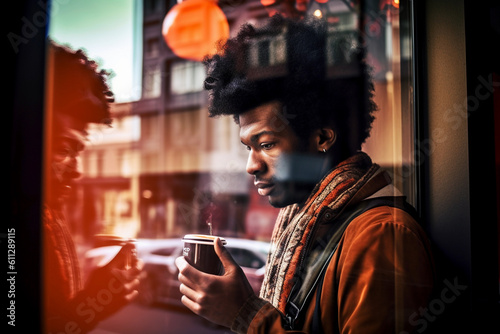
[44, 1, 417, 331]
[171, 60, 205, 95]
[143, 63, 161, 98]
[361, 1, 417, 206]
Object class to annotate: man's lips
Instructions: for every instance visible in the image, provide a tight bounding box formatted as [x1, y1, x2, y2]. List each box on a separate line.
[254, 181, 275, 196]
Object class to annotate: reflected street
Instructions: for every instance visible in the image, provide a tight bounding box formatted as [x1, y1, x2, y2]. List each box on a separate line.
[90, 302, 232, 334]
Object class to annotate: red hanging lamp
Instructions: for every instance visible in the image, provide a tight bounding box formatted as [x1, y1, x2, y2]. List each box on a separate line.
[162, 0, 229, 61]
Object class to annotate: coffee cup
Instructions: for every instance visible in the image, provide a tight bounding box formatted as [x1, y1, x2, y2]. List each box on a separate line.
[93, 234, 137, 269]
[182, 234, 227, 275]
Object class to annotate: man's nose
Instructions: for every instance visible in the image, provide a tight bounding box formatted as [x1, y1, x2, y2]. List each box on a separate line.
[246, 150, 265, 175]
[73, 155, 83, 176]
[64, 155, 82, 179]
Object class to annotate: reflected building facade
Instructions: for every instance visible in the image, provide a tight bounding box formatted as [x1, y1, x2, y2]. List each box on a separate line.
[74, 0, 282, 242]
[70, 0, 413, 244]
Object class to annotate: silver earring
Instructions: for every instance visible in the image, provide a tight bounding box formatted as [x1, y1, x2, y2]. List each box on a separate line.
[323, 148, 327, 153]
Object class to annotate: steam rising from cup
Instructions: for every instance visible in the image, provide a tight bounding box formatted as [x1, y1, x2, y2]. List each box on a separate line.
[207, 202, 215, 235]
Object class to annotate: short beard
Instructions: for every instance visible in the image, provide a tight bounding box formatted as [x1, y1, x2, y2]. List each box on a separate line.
[267, 181, 316, 208]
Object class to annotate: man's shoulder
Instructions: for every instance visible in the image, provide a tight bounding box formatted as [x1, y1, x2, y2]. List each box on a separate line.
[334, 204, 433, 263]
[343, 201, 426, 240]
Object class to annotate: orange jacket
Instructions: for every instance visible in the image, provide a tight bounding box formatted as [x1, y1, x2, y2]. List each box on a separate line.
[231, 205, 435, 333]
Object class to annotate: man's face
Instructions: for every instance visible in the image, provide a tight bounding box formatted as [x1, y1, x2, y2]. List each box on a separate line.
[239, 101, 313, 208]
[48, 117, 87, 204]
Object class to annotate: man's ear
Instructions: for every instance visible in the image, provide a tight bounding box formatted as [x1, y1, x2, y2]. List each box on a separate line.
[312, 128, 336, 153]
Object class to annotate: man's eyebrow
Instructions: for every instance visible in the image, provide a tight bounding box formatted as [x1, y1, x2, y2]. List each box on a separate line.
[241, 131, 276, 145]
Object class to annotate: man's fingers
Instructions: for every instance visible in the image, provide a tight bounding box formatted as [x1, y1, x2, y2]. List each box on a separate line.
[107, 243, 136, 269]
[125, 278, 140, 292]
[181, 294, 201, 315]
[109, 268, 140, 292]
[214, 237, 237, 272]
[179, 282, 203, 315]
[179, 283, 199, 304]
[124, 289, 139, 302]
[176, 256, 204, 286]
[125, 259, 144, 279]
[175, 255, 187, 272]
[135, 258, 144, 272]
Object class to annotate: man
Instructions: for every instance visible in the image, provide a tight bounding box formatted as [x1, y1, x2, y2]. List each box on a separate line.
[43, 40, 142, 333]
[175, 15, 435, 333]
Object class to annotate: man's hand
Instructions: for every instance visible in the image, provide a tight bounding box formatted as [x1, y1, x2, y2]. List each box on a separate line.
[81, 242, 143, 324]
[175, 238, 255, 328]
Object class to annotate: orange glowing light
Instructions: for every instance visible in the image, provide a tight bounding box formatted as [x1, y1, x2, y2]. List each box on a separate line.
[392, 0, 400, 8]
[261, 0, 276, 6]
[295, 0, 309, 12]
[316, 0, 329, 4]
[162, 0, 229, 61]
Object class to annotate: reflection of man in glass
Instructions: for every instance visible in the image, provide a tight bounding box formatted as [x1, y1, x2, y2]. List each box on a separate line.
[43, 41, 142, 334]
[176, 15, 435, 333]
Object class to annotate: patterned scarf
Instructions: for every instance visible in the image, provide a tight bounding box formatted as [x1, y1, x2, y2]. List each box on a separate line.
[43, 205, 82, 300]
[260, 152, 379, 313]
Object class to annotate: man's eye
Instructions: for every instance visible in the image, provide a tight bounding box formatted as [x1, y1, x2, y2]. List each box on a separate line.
[260, 143, 275, 150]
[245, 145, 251, 151]
[55, 147, 71, 157]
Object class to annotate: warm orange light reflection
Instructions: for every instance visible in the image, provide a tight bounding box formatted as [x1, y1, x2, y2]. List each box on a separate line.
[295, 0, 309, 12]
[162, 0, 229, 61]
[261, 0, 276, 6]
